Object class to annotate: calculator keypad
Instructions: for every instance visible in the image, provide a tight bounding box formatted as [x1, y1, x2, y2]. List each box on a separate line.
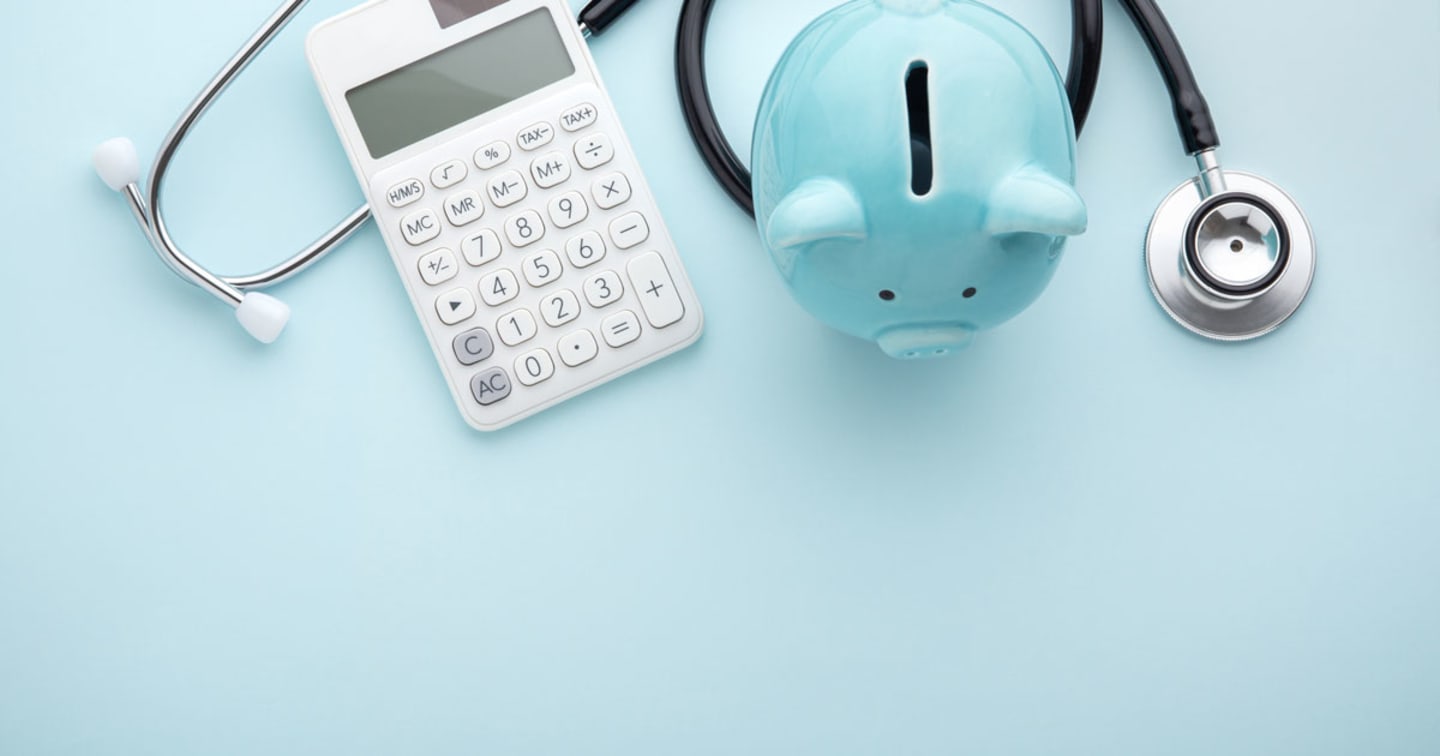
[371, 93, 701, 430]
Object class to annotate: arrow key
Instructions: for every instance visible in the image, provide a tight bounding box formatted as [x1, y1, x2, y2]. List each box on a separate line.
[436, 287, 477, 325]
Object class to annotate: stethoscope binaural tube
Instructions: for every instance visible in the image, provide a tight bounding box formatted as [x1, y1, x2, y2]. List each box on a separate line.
[94, 0, 635, 344]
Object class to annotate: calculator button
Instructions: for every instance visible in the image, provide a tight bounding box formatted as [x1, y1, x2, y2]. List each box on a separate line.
[470, 367, 512, 406]
[474, 140, 511, 169]
[583, 270, 624, 308]
[436, 287, 477, 325]
[602, 310, 642, 348]
[540, 289, 581, 328]
[592, 172, 632, 210]
[574, 134, 614, 170]
[560, 103, 598, 132]
[609, 212, 650, 250]
[514, 348, 556, 386]
[385, 178, 425, 208]
[517, 122, 555, 151]
[627, 252, 685, 328]
[431, 159, 468, 189]
[487, 171, 528, 208]
[522, 249, 564, 288]
[418, 248, 458, 286]
[530, 152, 572, 189]
[460, 229, 502, 267]
[504, 210, 546, 248]
[548, 191, 589, 229]
[400, 209, 441, 246]
[479, 269, 520, 307]
[443, 190, 484, 227]
[558, 329, 599, 367]
[453, 327, 494, 366]
[497, 308, 539, 346]
[564, 231, 606, 269]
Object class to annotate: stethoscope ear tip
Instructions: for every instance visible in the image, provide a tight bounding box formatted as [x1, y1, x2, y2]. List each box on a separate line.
[235, 292, 291, 344]
[93, 137, 140, 192]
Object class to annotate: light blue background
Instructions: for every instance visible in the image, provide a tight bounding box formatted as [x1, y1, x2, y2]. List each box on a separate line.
[2, 0, 1438, 753]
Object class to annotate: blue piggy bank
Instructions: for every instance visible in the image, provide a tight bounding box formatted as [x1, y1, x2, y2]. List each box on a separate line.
[752, 0, 1087, 359]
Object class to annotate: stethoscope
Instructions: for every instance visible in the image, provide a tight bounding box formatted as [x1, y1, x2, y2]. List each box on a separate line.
[94, 0, 1314, 344]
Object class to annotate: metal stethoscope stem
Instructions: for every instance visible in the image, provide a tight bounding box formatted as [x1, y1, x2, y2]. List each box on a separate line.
[96, 0, 369, 342]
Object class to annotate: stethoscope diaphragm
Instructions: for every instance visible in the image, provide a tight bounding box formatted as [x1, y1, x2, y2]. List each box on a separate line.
[1146, 170, 1315, 341]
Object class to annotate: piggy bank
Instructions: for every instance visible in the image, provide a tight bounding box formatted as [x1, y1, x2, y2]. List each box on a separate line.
[752, 0, 1087, 359]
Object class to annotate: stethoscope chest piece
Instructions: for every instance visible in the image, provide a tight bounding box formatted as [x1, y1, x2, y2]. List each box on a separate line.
[1146, 168, 1315, 341]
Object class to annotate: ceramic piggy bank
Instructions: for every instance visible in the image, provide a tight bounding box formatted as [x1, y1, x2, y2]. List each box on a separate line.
[752, 0, 1087, 359]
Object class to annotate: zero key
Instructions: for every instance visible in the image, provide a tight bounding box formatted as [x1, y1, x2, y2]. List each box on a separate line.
[626, 252, 685, 329]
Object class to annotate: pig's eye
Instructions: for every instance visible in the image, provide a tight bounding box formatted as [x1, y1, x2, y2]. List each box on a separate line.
[879, 290, 897, 301]
[963, 287, 977, 298]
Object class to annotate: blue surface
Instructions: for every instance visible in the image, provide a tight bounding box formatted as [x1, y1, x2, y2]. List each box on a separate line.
[2, 1, 1438, 753]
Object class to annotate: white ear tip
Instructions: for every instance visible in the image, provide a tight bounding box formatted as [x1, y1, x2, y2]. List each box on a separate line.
[235, 292, 291, 344]
[93, 137, 141, 191]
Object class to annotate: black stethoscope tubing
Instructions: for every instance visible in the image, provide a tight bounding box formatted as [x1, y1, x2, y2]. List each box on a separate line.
[660, 0, 1221, 217]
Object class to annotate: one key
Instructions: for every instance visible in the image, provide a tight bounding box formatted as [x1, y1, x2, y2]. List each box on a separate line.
[522, 249, 563, 288]
[574, 134, 614, 170]
[443, 190, 484, 227]
[559, 103, 598, 132]
[470, 367, 512, 406]
[540, 289, 581, 328]
[460, 229, 501, 268]
[627, 252, 685, 328]
[453, 327, 494, 366]
[431, 159, 467, 189]
[418, 248, 458, 286]
[386, 178, 424, 208]
[436, 287, 477, 326]
[514, 348, 556, 386]
[564, 231, 606, 269]
[558, 329, 599, 367]
[517, 121, 555, 151]
[602, 310, 642, 348]
[530, 152, 572, 189]
[592, 172, 631, 210]
[504, 210, 546, 248]
[583, 270, 623, 309]
[400, 208, 441, 246]
[487, 171, 527, 208]
[548, 192, 589, 229]
[609, 212, 649, 250]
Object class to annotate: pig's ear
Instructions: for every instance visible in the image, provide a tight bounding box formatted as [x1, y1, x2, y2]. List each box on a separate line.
[983, 166, 1087, 237]
[763, 178, 868, 251]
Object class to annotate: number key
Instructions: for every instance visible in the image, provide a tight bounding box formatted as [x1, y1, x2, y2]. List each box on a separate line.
[541, 289, 581, 328]
[497, 308, 538, 347]
[548, 191, 589, 229]
[505, 211, 545, 248]
[522, 250, 564, 288]
[460, 229, 501, 267]
[564, 231, 606, 269]
[479, 268, 519, 307]
[584, 270, 624, 308]
[514, 348, 555, 386]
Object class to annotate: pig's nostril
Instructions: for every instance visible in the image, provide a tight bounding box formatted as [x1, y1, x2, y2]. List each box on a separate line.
[879, 290, 896, 301]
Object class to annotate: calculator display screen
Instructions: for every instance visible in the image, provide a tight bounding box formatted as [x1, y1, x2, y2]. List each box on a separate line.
[346, 9, 575, 159]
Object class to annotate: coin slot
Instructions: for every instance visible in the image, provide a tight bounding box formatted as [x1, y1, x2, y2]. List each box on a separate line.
[906, 62, 933, 197]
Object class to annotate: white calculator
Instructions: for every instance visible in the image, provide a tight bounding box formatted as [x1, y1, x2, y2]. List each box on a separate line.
[307, 0, 703, 431]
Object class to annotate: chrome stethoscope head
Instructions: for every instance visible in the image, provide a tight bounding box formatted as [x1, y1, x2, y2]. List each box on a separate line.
[1146, 149, 1316, 341]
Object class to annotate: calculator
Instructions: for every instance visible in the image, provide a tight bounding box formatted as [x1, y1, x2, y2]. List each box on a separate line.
[307, 0, 703, 431]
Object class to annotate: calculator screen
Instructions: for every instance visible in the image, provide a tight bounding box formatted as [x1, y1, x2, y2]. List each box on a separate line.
[346, 8, 575, 159]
